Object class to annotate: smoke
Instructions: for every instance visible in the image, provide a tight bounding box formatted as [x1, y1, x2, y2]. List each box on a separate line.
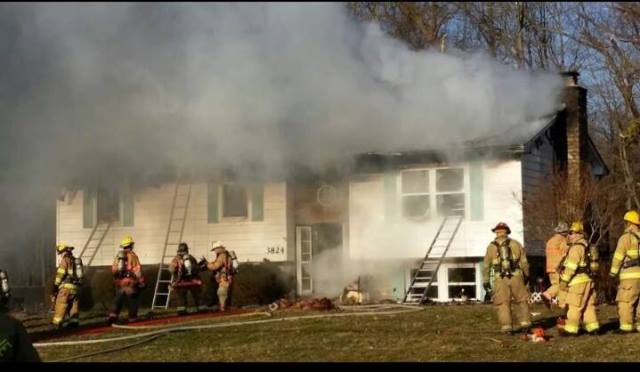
[0, 3, 562, 285]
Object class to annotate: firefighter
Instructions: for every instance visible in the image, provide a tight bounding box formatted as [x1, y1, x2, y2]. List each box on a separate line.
[200, 241, 237, 312]
[51, 244, 83, 329]
[107, 235, 145, 324]
[609, 210, 640, 333]
[482, 222, 531, 334]
[556, 222, 600, 336]
[542, 222, 570, 308]
[0, 269, 41, 362]
[169, 242, 206, 315]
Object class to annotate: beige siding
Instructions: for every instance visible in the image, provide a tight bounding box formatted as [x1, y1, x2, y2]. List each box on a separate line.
[348, 160, 524, 259]
[57, 182, 290, 266]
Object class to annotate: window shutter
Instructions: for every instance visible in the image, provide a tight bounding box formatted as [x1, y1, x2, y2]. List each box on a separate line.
[119, 183, 134, 227]
[207, 182, 219, 223]
[83, 187, 97, 228]
[251, 184, 264, 221]
[469, 162, 484, 221]
[383, 172, 398, 220]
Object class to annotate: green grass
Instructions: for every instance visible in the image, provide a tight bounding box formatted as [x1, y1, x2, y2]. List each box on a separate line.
[35, 304, 639, 362]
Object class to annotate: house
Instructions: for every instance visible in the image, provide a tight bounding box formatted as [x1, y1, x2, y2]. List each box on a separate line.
[55, 71, 608, 303]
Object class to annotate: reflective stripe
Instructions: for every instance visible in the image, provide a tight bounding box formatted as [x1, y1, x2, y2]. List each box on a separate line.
[627, 250, 639, 257]
[57, 268, 66, 274]
[569, 274, 592, 286]
[564, 324, 579, 333]
[500, 325, 512, 331]
[620, 272, 640, 280]
[177, 306, 187, 311]
[564, 261, 578, 270]
[492, 259, 500, 265]
[621, 323, 634, 331]
[611, 267, 620, 274]
[520, 321, 531, 327]
[585, 322, 600, 332]
[52, 317, 64, 324]
[560, 273, 573, 282]
[615, 252, 626, 260]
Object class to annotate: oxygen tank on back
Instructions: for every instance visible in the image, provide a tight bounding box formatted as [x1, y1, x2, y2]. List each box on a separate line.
[230, 250, 239, 273]
[183, 254, 193, 276]
[499, 243, 512, 276]
[116, 250, 127, 274]
[74, 257, 84, 284]
[0, 270, 9, 299]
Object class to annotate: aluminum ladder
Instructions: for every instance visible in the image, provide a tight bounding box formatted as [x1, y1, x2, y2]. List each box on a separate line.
[403, 215, 464, 304]
[151, 181, 192, 310]
[79, 221, 113, 266]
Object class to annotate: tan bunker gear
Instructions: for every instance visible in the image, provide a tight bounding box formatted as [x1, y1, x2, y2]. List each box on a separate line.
[610, 223, 640, 332]
[483, 223, 531, 333]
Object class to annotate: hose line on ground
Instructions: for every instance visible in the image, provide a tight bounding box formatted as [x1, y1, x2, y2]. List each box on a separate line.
[34, 305, 422, 348]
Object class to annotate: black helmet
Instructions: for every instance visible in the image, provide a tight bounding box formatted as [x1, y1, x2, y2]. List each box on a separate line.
[178, 242, 189, 254]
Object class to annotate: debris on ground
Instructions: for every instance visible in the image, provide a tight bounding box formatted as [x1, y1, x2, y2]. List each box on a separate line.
[521, 327, 549, 343]
[269, 297, 336, 311]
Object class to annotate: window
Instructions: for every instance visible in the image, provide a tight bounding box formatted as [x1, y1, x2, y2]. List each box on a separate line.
[436, 168, 465, 217]
[400, 167, 467, 220]
[223, 184, 248, 218]
[401, 170, 430, 219]
[447, 266, 476, 300]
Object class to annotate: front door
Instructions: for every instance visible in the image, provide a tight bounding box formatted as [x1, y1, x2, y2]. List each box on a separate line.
[296, 226, 313, 295]
[296, 223, 343, 296]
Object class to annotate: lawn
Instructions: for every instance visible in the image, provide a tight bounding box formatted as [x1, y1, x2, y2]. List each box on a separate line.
[34, 303, 638, 362]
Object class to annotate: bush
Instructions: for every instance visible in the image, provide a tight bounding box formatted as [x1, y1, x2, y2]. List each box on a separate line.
[65, 261, 296, 311]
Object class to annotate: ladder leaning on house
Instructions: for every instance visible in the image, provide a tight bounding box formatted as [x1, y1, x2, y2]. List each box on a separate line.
[150, 181, 193, 311]
[403, 215, 464, 305]
[78, 221, 113, 266]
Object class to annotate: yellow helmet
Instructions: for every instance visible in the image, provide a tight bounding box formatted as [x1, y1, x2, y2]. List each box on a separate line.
[624, 210, 640, 225]
[56, 243, 74, 254]
[120, 235, 135, 248]
[570, 222, 584, 233]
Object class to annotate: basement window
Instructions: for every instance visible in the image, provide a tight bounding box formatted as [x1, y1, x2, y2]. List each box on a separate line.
[447, 266, 476, 300]
[223, 184, 248, 218]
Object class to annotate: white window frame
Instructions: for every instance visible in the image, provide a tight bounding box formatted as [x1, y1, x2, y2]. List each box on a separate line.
[217, 183, 261, 222]
[399, 165, 470, 221]
[444, 263, 479, 301]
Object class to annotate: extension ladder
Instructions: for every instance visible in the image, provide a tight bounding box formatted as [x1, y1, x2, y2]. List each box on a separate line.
[151, 181, 192, 310]
[403, 215, 464, 304]
[79, 221, 113, 266]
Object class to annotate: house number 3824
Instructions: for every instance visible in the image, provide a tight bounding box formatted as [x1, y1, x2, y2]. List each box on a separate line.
[266, 246, 285, 254]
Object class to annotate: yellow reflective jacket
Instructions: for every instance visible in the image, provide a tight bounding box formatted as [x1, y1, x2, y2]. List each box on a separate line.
[610, 227, 640, 280]
[559, 237, 591, 286]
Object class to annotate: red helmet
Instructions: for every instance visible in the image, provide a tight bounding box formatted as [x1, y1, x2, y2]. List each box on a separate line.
[491, 222, 511, 234]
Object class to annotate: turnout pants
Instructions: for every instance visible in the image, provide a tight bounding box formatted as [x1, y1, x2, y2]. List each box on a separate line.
[109, 287, 139, 320]
[565, 281, 599, 334]
[52, 288, 79, 326]
[492, 276, 531, 332]
[174, 284, 204, 313]
[616, 279, 640, 332]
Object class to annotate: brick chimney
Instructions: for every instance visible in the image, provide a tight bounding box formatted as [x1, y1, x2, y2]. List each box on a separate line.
[560, 71, 589, 197]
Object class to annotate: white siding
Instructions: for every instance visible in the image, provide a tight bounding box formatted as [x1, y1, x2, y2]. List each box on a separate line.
[348, 159, 524, 260]
[57, 182, 290, 266]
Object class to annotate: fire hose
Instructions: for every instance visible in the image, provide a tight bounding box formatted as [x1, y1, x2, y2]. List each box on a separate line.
[33, 304, 422, 351]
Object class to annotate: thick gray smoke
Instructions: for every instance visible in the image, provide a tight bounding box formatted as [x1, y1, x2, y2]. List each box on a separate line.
[0, 3, 562, 285]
